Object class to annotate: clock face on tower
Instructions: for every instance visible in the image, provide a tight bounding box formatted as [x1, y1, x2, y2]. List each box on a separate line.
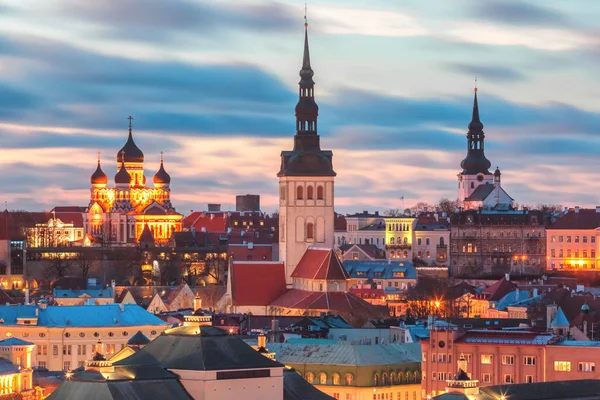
[477, 174, 484, 182]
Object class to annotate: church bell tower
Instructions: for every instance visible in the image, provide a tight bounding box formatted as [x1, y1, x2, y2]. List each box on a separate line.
[277, 18, 336, 284]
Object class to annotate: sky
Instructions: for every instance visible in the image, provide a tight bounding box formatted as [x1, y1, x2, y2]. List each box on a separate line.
[1, 0, 600, 214]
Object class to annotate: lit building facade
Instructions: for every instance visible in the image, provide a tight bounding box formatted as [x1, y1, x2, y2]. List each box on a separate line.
[421, 326, 600, 399]
[546, 207, 600, 271]
[0, 337, 39, 399]
[0, 304, 168, 371]
[385, 217, 416, 260]
[83, 120, 182, 245]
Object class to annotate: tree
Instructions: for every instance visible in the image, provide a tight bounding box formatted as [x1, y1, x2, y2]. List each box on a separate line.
[46, 254, 73, 279]
[410, 202, 434, 215]
[383, 209, 401, 217]
[437, 198, 461, 217]
[73, 252, 97, 280]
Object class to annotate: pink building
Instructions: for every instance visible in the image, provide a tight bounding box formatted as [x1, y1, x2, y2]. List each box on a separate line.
[421, 326, 600, 399]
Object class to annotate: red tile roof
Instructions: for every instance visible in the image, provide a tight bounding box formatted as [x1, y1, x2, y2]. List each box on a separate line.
[482, 276, 517, 301]
[270, 289, 377, 315]
[231, 262, 287, 306]
[547, 209, 600, 230]
[183, 212, 228, 232]
[291, 248, 349, 281]
[54, 212, 84, 227]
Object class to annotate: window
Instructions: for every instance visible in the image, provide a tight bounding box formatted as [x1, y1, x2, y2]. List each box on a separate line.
[63, 345, 72, 356]
[319, 372, 327, 385]
[578, 362, 595, 372]
[63, 361, 71, 371]
[523, 356, 536, 365]
[305, 372, 314, 383]
[345, 373, 354, 386]
[502, 355, 515, 365]
[52, 345, 59, 358]
[481, 373, 491, 383]
[584, 250, 588, 258]
[567, 249, 572, 258]
[593, 250, 596, 258]
[422, 352, 427, 362]
[438, 354, 446, 363]
[333, 394, 340, 400]
[554, 361, 571, 372]
[38, 361, 46, 369]
[567, 236, 572, 243]
[551, 249, 556, 257]
[465, 354, 472, 364]
[481, 354, 492, 364]
[77, 345, 85, 356]
[575, 236, 580, 243]
[332, 373, 340, 385]
[15, 356, 21, 367]
[593, 236, 596, 243]
[551, 236, 556, 242]
[584, 236, 588, 243]
[503, 374, 514, 384]
[317, 186, 324, 200]
[437, 372, 446, 381]
[426, 238, 430, 246]
[306, 222, 314, 240]
[417, 238, 422, 246]
[559, 236, 564, 242]
[373, 374, 379, 386]
[559, 249, 564, 258]
[307, 186, 314, 200]
[297, 186, 304, 200]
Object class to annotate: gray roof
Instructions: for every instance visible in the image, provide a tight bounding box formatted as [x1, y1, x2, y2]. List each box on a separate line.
[465, 184, 495, 201]
[54, 288, 113, 299]
[268, 342, 421, 366]
[114, 325, 283, 371]
[344, 260, 417, 280]
[284, 369, 335, 400]
[0, 304, 168, 328]
[46, 377, 193, 400]
[0, 358, 19, 375]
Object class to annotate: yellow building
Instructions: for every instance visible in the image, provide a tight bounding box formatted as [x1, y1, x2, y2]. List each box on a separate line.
[385, 217, 416, 260]
[83, 118, 182, 245]
[0, 337, 42, 399]
[0, 303, 168, 372]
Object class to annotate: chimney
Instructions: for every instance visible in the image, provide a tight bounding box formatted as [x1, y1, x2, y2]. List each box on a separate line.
[546, 304, 557, 331]
[505, 273, 510, 281]
[533, 288, 539, 297]
[374, 211, 379, 216]
[575, 206, 580, 213]
[25, 289, 29, 305]
[201, 227, 207, 233]
[111, 280, 116, 293]
[583, 320, 588, 338]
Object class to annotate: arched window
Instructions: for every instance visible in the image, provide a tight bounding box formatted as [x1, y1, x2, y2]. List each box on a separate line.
[440, 237, 445, 246]
[317, 185, 324, 200]
[390, 251, 395, 258]
[373, 374, 379, 386]
[307, 185, 314, 200]
[403, 250, 408, 258]
[397, 371, 404, 383]
[345, 373, 354, 386]
[307, 222, 314, 239]
[381, 373, 387, 386]
[389, 373, 395, 385]
[297, 186, 303, 200]
[305, 372, 314, 383]
[415, 371, 421, 382]
[405, 371, 411, 382]
[319, 372, 327, 385]
[403, 237, 408, 245]
[332, 373, 340, 385]
[471, 182, 474, 189]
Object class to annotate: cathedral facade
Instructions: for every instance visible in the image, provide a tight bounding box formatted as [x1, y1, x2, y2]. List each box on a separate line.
[83, 121, 182, 245]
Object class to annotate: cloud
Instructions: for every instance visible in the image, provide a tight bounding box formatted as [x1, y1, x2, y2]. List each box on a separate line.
[446, 63, 526, 82]
[470, 0, 571, 28]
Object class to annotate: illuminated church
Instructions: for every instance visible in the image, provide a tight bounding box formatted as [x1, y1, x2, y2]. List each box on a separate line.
[82, 119, 183, 245]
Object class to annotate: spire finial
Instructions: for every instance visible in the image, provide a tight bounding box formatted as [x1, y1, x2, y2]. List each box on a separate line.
[97, 151, 101, 164]
[127, 116, 133, 133]
[160, 151, 164, 163]
[304, 3, 308, 27]
[474, 76, 478, 92]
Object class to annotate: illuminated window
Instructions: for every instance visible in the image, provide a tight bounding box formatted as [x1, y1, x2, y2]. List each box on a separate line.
[332, 373, 340, 385]
[481, 354, 492, 364]
[317, 186, 324, 200]
[554, 361, 571, 371]
[318, 372, 327, 385]
[297, 186, 304, 200]
[567, 249, 572, 258]
[305, 372, 314, 383]
[467, 243, 473, 253]
[307, 186, 314, 200]
[567, 236, 572, 243]
[344, 373, 354, 386]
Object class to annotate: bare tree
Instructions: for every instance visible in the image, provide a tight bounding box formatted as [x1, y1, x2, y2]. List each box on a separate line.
[46, 254, 73, 279]
[437, 198, 461, 216]
[383, 209, 401, 217]
[73, 252, 97, 280]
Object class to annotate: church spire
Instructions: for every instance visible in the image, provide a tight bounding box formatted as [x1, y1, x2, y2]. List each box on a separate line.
[460, 84, 491, 175]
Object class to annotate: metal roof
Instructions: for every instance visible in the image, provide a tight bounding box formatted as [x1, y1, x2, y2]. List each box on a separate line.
[268, 342, 421, 367]
[344, 260, 417, 280]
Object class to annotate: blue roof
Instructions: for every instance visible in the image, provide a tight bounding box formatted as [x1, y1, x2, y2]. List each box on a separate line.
[343, 260, 417, 280]
[555, 340, 600, 347]
[551, 307, 570, 328]
[53, 288, 113, 298]
[495, 290, 536, 311]
[0, 304, 168, 328]
[407, 326, 429, 340]
[0, 337, 33, 346]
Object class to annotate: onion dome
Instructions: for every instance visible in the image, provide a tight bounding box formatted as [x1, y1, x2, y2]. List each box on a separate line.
[117, 116, 144, 163]
[494, 167, 501, 177]
[114, 158, 131, 185]
[90, 154, 108, 185]
[153, 153, 171, 185]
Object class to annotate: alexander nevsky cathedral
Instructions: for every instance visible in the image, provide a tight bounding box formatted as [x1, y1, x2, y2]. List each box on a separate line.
[82, 119, 182, 245]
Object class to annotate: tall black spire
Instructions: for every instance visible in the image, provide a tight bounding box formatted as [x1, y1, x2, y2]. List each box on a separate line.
[460, 87, 491, 175]
[278, 16, 335, 177]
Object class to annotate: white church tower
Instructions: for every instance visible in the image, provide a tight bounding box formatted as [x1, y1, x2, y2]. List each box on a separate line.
[278, 19, 336, 285]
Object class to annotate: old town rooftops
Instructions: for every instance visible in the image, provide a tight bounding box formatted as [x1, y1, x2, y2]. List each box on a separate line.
[547, 208, 600, 230]
[268, 342, 421, 366]
[291, 248, 349, 280]
[0, 304, 167, 327]
[453, 329, 559, 345]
